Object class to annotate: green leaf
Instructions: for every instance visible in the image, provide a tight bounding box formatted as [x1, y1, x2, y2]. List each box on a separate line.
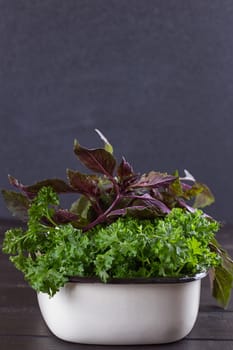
[95, 129, 114, 154]
[211, 265, 233, 308]
[169, 171, 184, 197]
[70, 195, 93, 226]
[209, 238, 233, 308]
[2, 187, 92, 296]
[193, 183, 215, 208]
[91, 209, 220, 282]
[70, 195, 91, 217]
[2, 227, 25, 254]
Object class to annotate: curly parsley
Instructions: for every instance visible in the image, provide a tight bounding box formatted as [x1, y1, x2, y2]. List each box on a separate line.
[3, 187, 221, 297]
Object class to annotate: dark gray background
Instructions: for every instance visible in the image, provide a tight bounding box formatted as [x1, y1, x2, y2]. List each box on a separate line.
[0, 1, 232, 222]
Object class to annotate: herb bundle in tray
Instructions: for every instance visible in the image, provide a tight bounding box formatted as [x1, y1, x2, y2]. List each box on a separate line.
[2, 130, 233, 308]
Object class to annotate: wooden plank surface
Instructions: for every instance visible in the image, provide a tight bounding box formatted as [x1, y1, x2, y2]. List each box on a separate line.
[1, 337, 233, 350]
[1, 307, 233, 340]
[1, 220, 233, 349]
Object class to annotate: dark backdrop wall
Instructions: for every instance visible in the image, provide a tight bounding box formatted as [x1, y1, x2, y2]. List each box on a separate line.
[0, 1, 233, 222]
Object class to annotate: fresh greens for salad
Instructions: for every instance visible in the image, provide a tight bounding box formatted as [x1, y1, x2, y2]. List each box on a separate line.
[3, 187, 219, 296]
[2, 130, 233, 308]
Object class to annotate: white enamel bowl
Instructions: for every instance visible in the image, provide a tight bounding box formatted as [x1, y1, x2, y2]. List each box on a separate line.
[37, 273, 206, 345]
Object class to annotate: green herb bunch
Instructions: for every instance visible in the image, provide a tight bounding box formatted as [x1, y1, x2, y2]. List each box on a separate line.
[92, 208, 220, 282]
[2, 131, 233, 308]
[1, 186, 221, 298]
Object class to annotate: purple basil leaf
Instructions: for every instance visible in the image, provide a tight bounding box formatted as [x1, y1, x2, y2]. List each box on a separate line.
[128, 193, 171, 214]
[52, 209, 79, 224]
[107, 206, 148, 217]
[1, 189, 29, 222]
[73, 141, 116, 176]
[181, 182, 192, 191]
[8, 175, 29, 194]
[117, 157, 135, 179]
[130, 171, 177, 189]
[67, 169, 99, 197]
[177, 199, 196, 213]
[107, 205, 163, 220]
[8, 175, 74, 198]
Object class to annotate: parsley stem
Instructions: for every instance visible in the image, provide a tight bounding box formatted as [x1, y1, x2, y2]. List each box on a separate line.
[46, 208, 57, 227]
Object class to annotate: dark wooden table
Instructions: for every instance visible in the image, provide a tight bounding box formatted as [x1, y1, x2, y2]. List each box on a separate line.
[1, 219, 233, 350]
